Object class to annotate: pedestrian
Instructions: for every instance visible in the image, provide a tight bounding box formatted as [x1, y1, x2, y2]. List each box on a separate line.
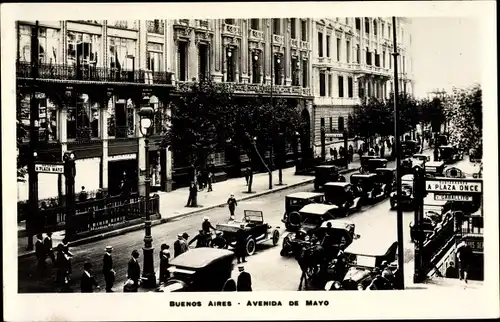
[79, 186, 88, 202]
[197, 169, 204, 191]
[244, 167, 251, 186]
[189, 230, 209, 248]
[127, 250, 141, 290]
[159, 244, 171, 284]
[207, 170, 213, 192]
[235, 224, 247, 264]
[174, 234, 183, 258]
[181, 233, 190, 253]
[348, 145, 354, 162]
[202, 217, 216, 234]
[445, 261, 459, 279]
[80, 262, 100, 293]
[374, 144, 380, 156]
[185, 181, 197, 207]
[227, 194, 238, 219]
[35, 233, 46, 274]
[236, 265, 252, 291]
[55, 244, 70, 286]
[380, 144, 385, 158]
[456, 238, 473, 283]
[60, 238, 73, 275]
[332, 147, 338, 160]
[357, 147, 363, 160]
[102, 246, 115, 292]
[222, 278, 237, 291]
[43, 231, 55, 265]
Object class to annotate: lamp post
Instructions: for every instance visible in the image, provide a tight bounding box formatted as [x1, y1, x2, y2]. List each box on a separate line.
[276, 131, 285, 186]
[139, 99, 156, 288]
[227, 49, 232, 82]
[63, 151, 76, 241]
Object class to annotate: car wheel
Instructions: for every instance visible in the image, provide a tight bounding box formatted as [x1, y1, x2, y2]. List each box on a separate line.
[280, 248, 287, 257]
[272, 230, 280, 246]
[245, 237, 256, 256]
[339, 175, 346, 182]
[288, 211, 301, 227]
[390, 200, 396, 210]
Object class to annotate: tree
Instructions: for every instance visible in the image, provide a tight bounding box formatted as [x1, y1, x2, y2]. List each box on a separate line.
[348, 97, 390, 147]
[418, 97, 445, 133]
[444, 84, 482, 153]
[161, 80, 233, 173]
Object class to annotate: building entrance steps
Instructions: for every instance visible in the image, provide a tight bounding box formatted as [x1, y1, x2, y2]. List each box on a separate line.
[18, 159, 362, 259]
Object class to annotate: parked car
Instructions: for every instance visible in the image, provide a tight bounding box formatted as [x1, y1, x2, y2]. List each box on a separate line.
[360, 158, 388, 174]
[401, 140, 422, 157]
[423, 198, 455, 224]
[411, 154, 430, 168]
[360, 155, 376, 168]
[324, 182, 362, 214]
[389, 174, 415, 210]
[350, 173, 387, 203]
[409, 216, 436, 243]
[282, 192, 325, 231]
[425, 161, 446, 177]
[155, 248, 234, 292]
[214, 210, 280, 256]
[375, 167, 397, 194]
[469, 147, 482, 163]
[326, 238, 399, 290]
[314, 165, 346, 191]
[439, 145, 463, 163]
[283, 203, 345, 233]
[280, 219, 359, 257]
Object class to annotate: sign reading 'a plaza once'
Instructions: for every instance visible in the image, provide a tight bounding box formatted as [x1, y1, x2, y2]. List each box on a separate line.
[35, 163, 64, 174]
[426, 179, 482, 193]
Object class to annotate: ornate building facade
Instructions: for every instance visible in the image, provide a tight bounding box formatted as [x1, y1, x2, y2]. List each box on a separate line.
[310, 17, 414, 155]
[16, 18, 314, 201]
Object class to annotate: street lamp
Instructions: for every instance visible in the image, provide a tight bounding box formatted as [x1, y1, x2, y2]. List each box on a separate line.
[138, 99, 156, 288]
[276, 132, 286, 186]
[63, 151, 76, 241]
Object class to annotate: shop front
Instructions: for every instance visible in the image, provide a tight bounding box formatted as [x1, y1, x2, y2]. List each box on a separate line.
[107, 153, 138, 197]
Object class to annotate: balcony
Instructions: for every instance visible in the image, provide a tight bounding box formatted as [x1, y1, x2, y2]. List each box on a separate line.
[249, 29, 264, 41]
[314, 96, 361, 106]
[350, 62, 391, 77]
[291, 38, 299, 48]
[176, 81, 311, 97]
[223, 23, 241, 36]
[272, 34, 284, 45]
[146, 20, 165, 35]
[196, 19, 209, 29]
[300, 40, 310, 51]
[16, 62, 174, 86]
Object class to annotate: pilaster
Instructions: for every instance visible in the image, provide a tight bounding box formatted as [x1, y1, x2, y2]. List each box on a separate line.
[240, 19, 249, 83]
[285, 18, 292, 86]
[138, 20, 148, 70]
[103, 21, 108, 69]
[188, 29, 198, 80]
[264, 19, 271, 84]
[165, 20, 173, 73]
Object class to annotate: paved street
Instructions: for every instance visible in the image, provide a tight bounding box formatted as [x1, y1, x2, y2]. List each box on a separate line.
[19, 150, 481, 293]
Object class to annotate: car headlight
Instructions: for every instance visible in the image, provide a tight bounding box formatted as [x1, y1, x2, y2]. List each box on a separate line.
[357, 284, 364, 290]
[334, 281, 342, 289]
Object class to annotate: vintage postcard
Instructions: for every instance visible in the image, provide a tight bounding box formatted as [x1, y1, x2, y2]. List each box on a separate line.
[1, 1, 498, 321]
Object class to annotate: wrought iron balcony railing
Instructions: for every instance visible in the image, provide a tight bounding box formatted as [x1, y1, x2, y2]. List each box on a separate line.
[146, 20, 165, 34]
[300, 40, 310, 50]
[16, 62, 173, 86]
[249, 29, 264, 40]
[176, 81, 311, 97]
[223, 23, 241, 36]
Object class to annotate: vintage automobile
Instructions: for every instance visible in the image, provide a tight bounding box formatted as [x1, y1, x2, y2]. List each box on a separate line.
[469, 147, 482, 163]
[411, 154, 430, 168]
[283, 203, 346, 233]
[282, 192, 325, 230]
[375, 167, 397, 193]
[423, 198, 455, 223]
[280, 219, 359, 257]
[326, 238, 399, 291]
[389, 174, 415, 210]
[314, 165, 346, 191]
[324, 182, 362, 214]
[425, 161, 446, 177]
[155, 248, 234, 292]
[360, 158, 388, 174]
[409, 216, 436, 243]
[360, 155, 376, 168]
[350, 173, 387, 203]
[401, 140, 422, 157]
[439, 144, 463, 163]
[213, 210, 280, 256]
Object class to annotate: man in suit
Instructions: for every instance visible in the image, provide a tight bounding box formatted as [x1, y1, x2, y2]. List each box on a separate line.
[43, 232, 55, 265]
[80, 262, 100, 293]
[35, 234, 46, 274]
[236, 265, 252, 291]
[127, 249, 141, 290]
[102, 246, 115, 292]
[235, 225, 247, 264]
[173, 234, 183, 258]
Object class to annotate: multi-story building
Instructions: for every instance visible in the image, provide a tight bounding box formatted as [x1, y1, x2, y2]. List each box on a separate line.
[16, 18, 314, 202]
[310, 17, 414, 155]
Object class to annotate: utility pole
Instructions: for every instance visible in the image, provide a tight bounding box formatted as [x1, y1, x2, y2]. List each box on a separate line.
[269, 26, 274, 190]
[392, 16, 405, 290]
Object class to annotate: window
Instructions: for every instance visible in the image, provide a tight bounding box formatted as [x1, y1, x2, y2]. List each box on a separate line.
[291, 57, 299, 86]
[147, 20, 164, 34]
[365, 18, 370, 34]
[252, 52, 261, 84]
[225, 19, 235, 25]
[345, 18, 349, 25]
[291, 18, 297, 39]
[108, 36, 135, 71]
[107, 98, 135, 138]
[19, 26, 61, 65]
[336, 38, 341, 61]
[381, 22, 385, 37]
[382, 51, 386, 68]
[18, 94, 58, 142]
[226, 47, 236, 82]
[389, 52, 392, 68]
[356, 45, 360, 63]
[374, 50, 380, 67]
[274, 55, 282, 85]
[273, 19, 281, 35]
[67, 31, 102, 80]
[346, 40, 350, 63]
[301, 20, 307, 41]
[373, 20, 378, 36]
[251, 19, 259, 30]
[177, 41, 188, 81]
[338, 117, 345, 132]
[320, 117, 325, 128]
[355, 18, 361, 30]
[338, 75, 344, 97]
[108, 20, 137, 29]
[388, 24, 391, 38]
[68, 94, 100, 140]
[198, 43, 209, 80]
[326, 35, 330, 57]
[318, 32, 323, 57]
[302, 59, 308, 87]
[358, 81, 364, 98]
[329, 117, 333, 132]
[366, 48, 371, 65]
[328, 74, 332, 97]
[147, 43, 163, 72]
[319, 72, 326, 97]
[348, 77, 353, 97]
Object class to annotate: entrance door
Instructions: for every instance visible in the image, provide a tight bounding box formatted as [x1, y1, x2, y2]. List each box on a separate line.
[107, 159, 138, 196]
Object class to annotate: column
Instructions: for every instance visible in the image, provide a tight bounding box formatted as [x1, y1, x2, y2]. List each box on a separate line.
[212, 20, 223, 82]
[102, 21, 108, 69]
[285, 19, 292, 86]
[240, 19, 249, 83]
[165, 19, 173, 73]
[100, 96, 109, 190]
[189, 29, 198, 81]
[165, 147, 173, 191]
[264, 19, 271, 84]
[139, 20, 148, 70]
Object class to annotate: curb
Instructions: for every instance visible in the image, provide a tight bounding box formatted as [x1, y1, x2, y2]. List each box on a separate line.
[18, 167, 357, 260]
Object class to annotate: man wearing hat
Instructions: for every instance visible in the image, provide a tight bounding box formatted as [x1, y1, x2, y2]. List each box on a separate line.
[103, 246, 115, 292]
[127, 250, 141, 290]
[180, 232, 190, 254]
[80, 262, 100, 293]
[236, 265, 252, 291]
[174, 234, 183, 257]
[227, 194, 238, 219]
[235, 224, 247, 264]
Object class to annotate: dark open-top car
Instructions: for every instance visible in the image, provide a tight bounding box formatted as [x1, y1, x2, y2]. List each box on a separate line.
[425, 161, 446, 177]
[214, 210, 280, 256]
[390, 174, 415, 210]
[280, 219, 359, 257]
[283, 192, 325, 230]
[401, 140, 421, 157]
[360, 158, 388, 174]
[314, 165, 346, 191]
[375, 167, 396, 192]
[156, 248, 234, 292]
[439, 145, 463, 163]
[284, 203, 345, 233]
[350, 173, 387, 203]
[324, 182, 362, 214]
[327, 238, 399, 291]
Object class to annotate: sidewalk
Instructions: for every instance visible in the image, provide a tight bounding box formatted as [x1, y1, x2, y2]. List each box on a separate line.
[18, 160, 361, 258]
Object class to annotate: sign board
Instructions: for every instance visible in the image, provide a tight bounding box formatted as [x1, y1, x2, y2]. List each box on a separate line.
[35, 163, 64, 174]
[425, 178, 482, 193]
[434, 194, 473, 202]
[325, 133, 344, 138]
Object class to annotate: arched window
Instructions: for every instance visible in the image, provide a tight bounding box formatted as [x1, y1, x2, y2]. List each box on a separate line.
[364, 18, 370, 34]
[225, 19, 235, 25]
[338, 116, 345, 132]
[373, 20, 378, 36]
